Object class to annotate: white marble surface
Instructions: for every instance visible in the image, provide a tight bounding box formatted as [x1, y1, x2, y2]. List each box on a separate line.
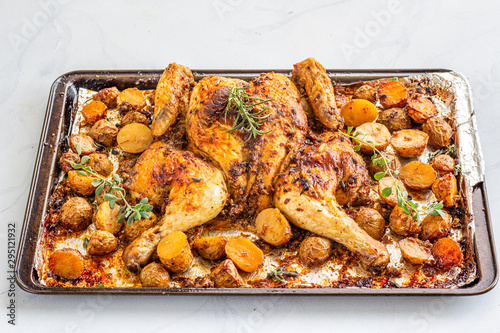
[1, 0, 500, 331]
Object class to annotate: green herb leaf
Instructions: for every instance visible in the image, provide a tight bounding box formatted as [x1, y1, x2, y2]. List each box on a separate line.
[96, 284, 105, 288]
[80, 155, 90, 164]
[381, 186, 393, 198]
[402, 206, 411, 216]
[374, 172, 386, 181]
[83, 238, 89, 249]
[140, 198, 149, 205]
[75, 143, 82, 156]
[95, 183, 105, 196]
[92, 179, 103, 187]
[77, 171, 88, 177]
[118, 213, 126, 224]
[353, 145, 361, 151]
[103, 193, 117, 201]
[392, 77, 399, 81]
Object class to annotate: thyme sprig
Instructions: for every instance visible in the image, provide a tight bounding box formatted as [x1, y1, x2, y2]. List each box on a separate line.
[340, 127, 446, 224]
[224, 85, 274, 143]
[67, 143, 153, 225]
[267, 267, 299, 282]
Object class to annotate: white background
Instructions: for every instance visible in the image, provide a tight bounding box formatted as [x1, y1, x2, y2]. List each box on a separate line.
[1, 0, 500, 332]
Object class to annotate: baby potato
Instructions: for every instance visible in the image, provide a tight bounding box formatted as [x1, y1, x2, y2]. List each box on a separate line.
[88, 119, 119, 147]
[355, 207, 386, 240]
[82, 100, 108, 125]
[60, 197, 93, 232]
[94, 201, 123, 235]
[48, 248, 85, 280]
[399, 161, 437, 190]
[422, 116, 453, 148]
[123, 212, 157, 242]
[58, 151, 81, 173]
[432, 173, 458, 207]
[194, 236, 228, 261]
[369, 151, 401, 176]
[406, 94, 438, 124]
[117, 123, 154, 154]
[420, 211, 452, 241]
[69, 134, 96, 156]
[67, 170, 98, 196]
[298, 236, 332, 267]
[377, 107, 411, 133]
[157, 231, 193, 273]
[391, 129, 429, 158]
[209, 259, 244, 288]
[389, 206, 421, 236]
[117, 88, 147, 113]
[121, 111, 148, 127]
[225, 237, 264, 273]
[93, 86, 120, 108]
[87, 230, 118, 256]
[399, 237, 432, 265]
[340, 99, 379, 127]
[254, 208, 292, 246]
[432, 238, 463, 270]
[352, 84, 376, 103]
[140, 262, 171, 288]
[354, 122, 391, 154]
[377, 80, 409, 108]
[378, 177, 407, 207]
[430, 154, 455, 174]
[87, 153, 113, 177]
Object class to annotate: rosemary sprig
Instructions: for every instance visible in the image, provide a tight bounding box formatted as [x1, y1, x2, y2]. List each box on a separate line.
[267, 267, 298, 282]
[224, 85, 274, 143]
[340, 127, 446, 224]
[67, 143, 153, 225]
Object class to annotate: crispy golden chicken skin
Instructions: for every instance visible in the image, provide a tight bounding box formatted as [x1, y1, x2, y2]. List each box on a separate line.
[292, 58, 343, 130]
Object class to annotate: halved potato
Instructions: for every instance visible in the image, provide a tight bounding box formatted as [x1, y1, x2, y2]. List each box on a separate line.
[254, 208, 292, 246]
[352, 85, 376, 103]
[194, 236, 228, 261]
[422, 116, 453, 148]
[48, 248, 85, 280]
[378, 177, 407, 207]
[391, 129, 428, 158]
[340, 99, 378, 127]
[355, 207, 386, 240]
[117, 123, 154, 154]
[94, 201, 123, 235]
[87, 230, 118, 256]
[430, 154, 455, 174]
[399, 161, 437, 190]
[420, 211, 451, 241]
[406, 94, 438, 123]
[209, 259, 244, 288]
[389, 205, 421, 236]
[377, 80, 408, 108]
[117, 88, 146, 113]
[225, 237, 264, 273]
[399, 237, 431, 265]
[69, 134, 96, 156]
[82, 100, 108, 125]
[432, 238, 463, 270]
[67, 171, 98, 196]
[299, 236, 332, 267]
[157, 231, 193, 273]
[377, 107, 411, 132]
[432, 173, 458, 207]
[140, 262, 171, 288]
[354, 122, 391, 155]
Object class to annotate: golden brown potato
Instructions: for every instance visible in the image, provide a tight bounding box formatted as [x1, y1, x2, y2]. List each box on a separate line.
[67, 170, 98, 196]
[378, 177, 407, 207]
[254, 208, 292, 246]
[69, 134, 96, 156]
[94, 201, 123, 235]
[157, 231, 193, 273]
[430, 154, 455, 174]
[82, 100, 108, 125]
[123, 212, 157, 242]
[117, 88, 147, 113]
[354, 122, 391, 154]
[406, 94, 438, 124]
[140, 262, 171, 288]
[87, 153, 113, 177]
[121, 111, 148, 127]
[88, 119, 119, 147]
[60, 197, 93, 232]
[225, 237, 264, 272]
[87, 230, 118, 256]
[48, 248, 85, 280]
[389, 206, 421, 236]
[352, 85, 376, 103]
[209, 259, 244, 288]
[117, 123, 154, 154]
[340, 99, 379, 127]
[422, 116, 453, 148]
[432, 173, 458, 208]
[420, 212, 451, 241]
[399, 237, 432, 265]
[355, 207, 386, 240]
[399, 161, 437, 190]
[93, 87, 120, 108]
[59, 151, 80, 173]
[377, 80, 408, 108]
[298, 236, 332, 267]
[391, 129, 429, 158]
[368, 151, 401, 176]
[377, 107, 411, 133]
[432, 238, 463, 270]
[194, 236, 228, 261]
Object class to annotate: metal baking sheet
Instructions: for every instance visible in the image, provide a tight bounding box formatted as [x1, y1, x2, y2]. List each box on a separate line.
[15, 69, 498, 295]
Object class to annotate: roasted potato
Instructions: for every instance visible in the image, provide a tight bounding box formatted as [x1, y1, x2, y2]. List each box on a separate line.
[87, 230, 118, 256]
[117, 123, 154, 154]
[94, 201, 123, 235]
[60, 197, 93, 232]
[422, 116, 453, 148]
[82, 100, 108, 125]
[87, 153, 113, 177]
[430, 154, 455, 174]
[355, 207, 386, 240]
[88, 119, 119, 147]
[406, 94, 438, 123]
[377, 80, 408, 108]
[399, 237, 432, 265]
[209, 259, 244, 288]
[254, 208, 292, 246]
[157, 231, 193, 273]
[59, 151, 80, 173]
[117, 88, 146, 113]
[352, 84, 376, 103]
[391, 129, 428, 158]
[420, 211, 451, 241]
[368, 151, 401, 176]
[389, 206, 421, 236]
[298, 236, 332, 267]
[121, 111, 148, 127]
[67, 170, 98, 196]
[377, 107, 411, 133]
[432, 173, 458, 208]
[225, 237, 264, 273]
[123, 212, 157, 242]
[378, 177, 407, 207]
[69, 134, 96, 156]
[340, 99, 378, 127]
[48, 248, 85, 280]
[194, 236, 228, 261]
[93, 86, 120, 108]
[399, 161, 437, 190]
[140, 262, 171, 288]
[432, 238, 463, 270]
[354, 122, 391, 154]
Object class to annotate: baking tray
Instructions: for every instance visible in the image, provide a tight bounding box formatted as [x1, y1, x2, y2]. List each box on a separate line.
[15, 69, 498, 295]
